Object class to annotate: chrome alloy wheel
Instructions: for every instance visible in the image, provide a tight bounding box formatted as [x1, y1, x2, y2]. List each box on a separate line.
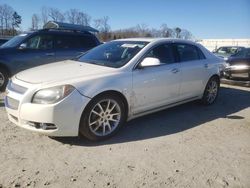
[88, 99, 121, 136]
[0, 72, 5, 87]
[206, 80, 218, 104]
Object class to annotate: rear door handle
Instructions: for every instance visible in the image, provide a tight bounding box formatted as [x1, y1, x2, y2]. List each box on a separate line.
[45, 53, 55, 56]
[171, 68, 179, 74]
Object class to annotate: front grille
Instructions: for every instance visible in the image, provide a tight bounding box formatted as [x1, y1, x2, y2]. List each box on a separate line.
[231, 73, 249, 78]
[7, 80, 27, 94]
[5, 96, 19, 110]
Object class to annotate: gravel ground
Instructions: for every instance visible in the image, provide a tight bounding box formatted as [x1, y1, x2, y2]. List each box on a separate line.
[0, 84, 249, 188]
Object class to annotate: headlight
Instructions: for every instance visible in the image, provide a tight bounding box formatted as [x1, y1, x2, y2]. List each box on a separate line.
[225, 63, 230, 68]
[32, 85, 75, 104]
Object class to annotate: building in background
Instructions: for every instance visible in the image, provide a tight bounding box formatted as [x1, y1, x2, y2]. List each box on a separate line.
[198, 39, 250, 51]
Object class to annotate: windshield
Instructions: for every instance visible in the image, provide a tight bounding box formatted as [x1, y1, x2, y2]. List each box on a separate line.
[1, 33, 29, 48]
[78, 41, 149, 68]
[215, 47, 241, 55]
[231, 48, 250, 58]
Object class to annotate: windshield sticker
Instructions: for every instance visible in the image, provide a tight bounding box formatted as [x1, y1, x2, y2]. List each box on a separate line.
[121, 44, 140, 48]
[19, 34, 28, 37]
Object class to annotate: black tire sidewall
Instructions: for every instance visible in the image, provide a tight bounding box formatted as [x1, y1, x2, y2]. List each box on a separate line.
[202, 77, 219, 105]
[79, 94, 126, 141]
[0, 68, 8, 92]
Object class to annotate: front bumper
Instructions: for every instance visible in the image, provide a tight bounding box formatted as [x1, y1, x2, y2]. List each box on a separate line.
[221, 78, 250, 87]
[222, 66, 250, 86]
[5, 79, 91, 137]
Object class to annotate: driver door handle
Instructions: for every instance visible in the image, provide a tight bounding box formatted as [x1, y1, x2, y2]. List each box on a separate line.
[45, 53, 55, 56]
[171, 68, 179, 74]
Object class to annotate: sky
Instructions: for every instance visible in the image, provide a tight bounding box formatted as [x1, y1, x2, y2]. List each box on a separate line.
[1, 0, 250, 39]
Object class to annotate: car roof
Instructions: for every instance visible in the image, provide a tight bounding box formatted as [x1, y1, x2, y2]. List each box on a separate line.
[21, 29, 94, 36]
[218, 46, 245, 48]
[115, 38, 198, 45]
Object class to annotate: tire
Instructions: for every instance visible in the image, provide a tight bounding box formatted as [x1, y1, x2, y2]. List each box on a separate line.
[0, 68, 9, 92]
[79, 94, 126, 141]
[201, 76, 220, 105]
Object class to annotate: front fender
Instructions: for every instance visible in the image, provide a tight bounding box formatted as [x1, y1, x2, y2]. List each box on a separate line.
[72, 72, 133, 105]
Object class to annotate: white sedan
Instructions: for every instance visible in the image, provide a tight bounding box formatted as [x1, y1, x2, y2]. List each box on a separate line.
[5, 38, 224, 141]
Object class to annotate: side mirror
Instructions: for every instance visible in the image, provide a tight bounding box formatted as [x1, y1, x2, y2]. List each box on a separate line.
[19, 43, 27, 50]
[139, 57, 161, 68]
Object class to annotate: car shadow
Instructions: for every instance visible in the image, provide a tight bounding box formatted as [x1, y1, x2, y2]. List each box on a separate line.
[45, 86, 250, 146]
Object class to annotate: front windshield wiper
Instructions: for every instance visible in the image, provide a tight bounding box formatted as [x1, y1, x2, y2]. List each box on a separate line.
[80, 59, 105, 66]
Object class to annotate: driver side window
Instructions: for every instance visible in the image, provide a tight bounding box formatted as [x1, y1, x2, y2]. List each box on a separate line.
[26, 35, 53, 50]
[145, 44, 175, 64]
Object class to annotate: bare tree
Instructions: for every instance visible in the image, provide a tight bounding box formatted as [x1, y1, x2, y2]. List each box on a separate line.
[66, 9, 91, 26]
[31, 14, 40, 30]
[66, 9, 78, 24]
[48, 7, 65, 22]
[41, 6, 49, 25]
[94, 16, 111, 41]
[179, 29, 193, 40]
[0, 4, 15, 35]
[76, 12, 91, 26]
[94, 16, 110, 32]
[135, 23, 149, 37]
[0, 5, 4, 35]
[160, 24, 173, 38]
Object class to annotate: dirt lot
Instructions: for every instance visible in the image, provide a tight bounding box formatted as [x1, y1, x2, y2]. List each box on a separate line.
[0, 84, 249, 188]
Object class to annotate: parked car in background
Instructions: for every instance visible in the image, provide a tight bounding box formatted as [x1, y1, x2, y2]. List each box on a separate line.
[221, 48, 250, 86]
[0, 38, 9, 46]
[0, 21, 100, 91]
[5, 38, 224, 141]
[213, 46, 245, 59]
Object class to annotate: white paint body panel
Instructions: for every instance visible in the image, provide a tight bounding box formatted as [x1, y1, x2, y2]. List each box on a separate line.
[5, 38, 224, 136]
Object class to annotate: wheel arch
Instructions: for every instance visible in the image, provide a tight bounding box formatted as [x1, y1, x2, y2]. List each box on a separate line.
[0, 63, 11, 76]
[82, 90, 129, 121]
[209, 74, 220, 85]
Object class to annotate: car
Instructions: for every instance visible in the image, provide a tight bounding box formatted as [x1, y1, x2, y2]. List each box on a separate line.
[213, 46, 245, 59]
[5, 38, 225, 141]
[0, 38, 9, 46]
[221, 48, 250, 86]
[0, 21, 100, 91]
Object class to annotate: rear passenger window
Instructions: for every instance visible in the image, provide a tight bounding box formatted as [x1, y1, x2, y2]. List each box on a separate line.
[146, 44, 175, 64]
[79, 36, 97, 48]
[176, 44, 202, 62]
[56, 35, 97, 49]
[56, 35, 76, 49]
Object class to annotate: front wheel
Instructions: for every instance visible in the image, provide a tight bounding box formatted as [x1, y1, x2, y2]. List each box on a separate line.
[79, 94, 126, 141]
[201, 77, 220, 105]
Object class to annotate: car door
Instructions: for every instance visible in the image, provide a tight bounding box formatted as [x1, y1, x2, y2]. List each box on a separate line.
[12, 34, 55, 72]
[55, 34, 97, 62]
[174, 43, 208, 99]
[132, 43, 181, 115]
[55, 34, 79, 61]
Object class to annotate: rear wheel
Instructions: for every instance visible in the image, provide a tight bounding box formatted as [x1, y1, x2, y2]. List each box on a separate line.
[79, 94, 126, 141]
[201, 77, 219, 105]
[0, 68, 8, 91]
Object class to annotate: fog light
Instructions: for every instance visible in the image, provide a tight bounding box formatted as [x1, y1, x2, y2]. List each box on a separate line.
[27, 121, 57, 130]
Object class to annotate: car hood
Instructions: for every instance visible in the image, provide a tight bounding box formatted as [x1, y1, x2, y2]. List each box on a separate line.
[227, 57, 250, 66]
[213, 52, 231, 59]
[15, 60, 117, 84]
